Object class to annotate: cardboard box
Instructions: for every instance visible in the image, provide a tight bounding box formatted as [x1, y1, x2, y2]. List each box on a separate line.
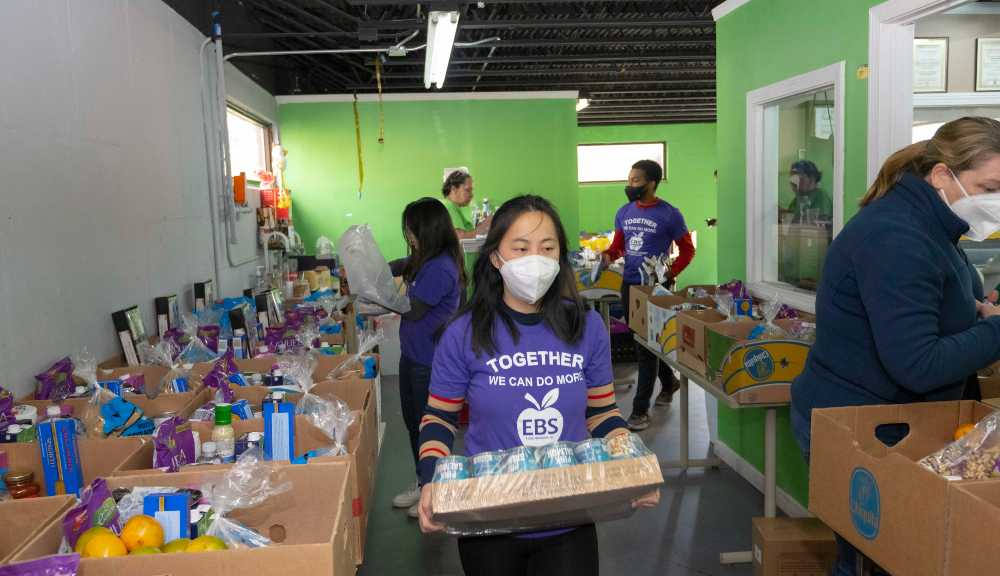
[676, 309, 727, 376]
[943, 480, 1000, 576]
[705, 319, 812, 405]
[2, 436, 145, 500]
[809, 401, 994, 576]
[751, 517, 837, 576]
[115, 378, 378, 565]
[628, 285, 652, 335]
[645, 295, 715, 359]
[14, 462, 357, 575]
[20, 388, 210, 431]
[0, 495, 75, 564]
[190, 353, 379, 387]
[678, 283, 718, 298]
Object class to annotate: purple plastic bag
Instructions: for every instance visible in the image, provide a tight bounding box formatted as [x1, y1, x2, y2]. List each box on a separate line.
[62, 479, 121, 549]
[0, 392, 13, 434]
[718, 279, 750, 300]
[776, 304, 800, 320]
[34, 357, 75, 401]
[0, 555, 80, 576]
[198, 325, 221, 353]
[154, 416, 196, 472]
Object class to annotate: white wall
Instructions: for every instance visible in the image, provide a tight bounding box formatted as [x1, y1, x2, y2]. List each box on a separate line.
[0, 0, 276, 397]
[916, 14, 1000, 93]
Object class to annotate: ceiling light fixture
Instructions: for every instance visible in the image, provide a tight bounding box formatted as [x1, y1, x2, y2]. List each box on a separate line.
[424, 10, 460, 89]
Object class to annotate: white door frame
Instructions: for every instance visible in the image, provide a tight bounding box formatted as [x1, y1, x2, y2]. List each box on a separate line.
[867, 0, 970, 184]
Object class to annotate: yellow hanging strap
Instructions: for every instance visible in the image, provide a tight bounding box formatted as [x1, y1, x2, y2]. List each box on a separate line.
[376, 59, 385, 144]
[353, 92, 364, 198]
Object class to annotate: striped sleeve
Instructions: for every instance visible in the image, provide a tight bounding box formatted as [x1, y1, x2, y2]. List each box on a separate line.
[586, 382, 629, 439]
[418, 393, 464, 485]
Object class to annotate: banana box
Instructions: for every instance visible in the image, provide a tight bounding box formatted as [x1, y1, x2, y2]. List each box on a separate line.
[576, 267, 622, 299]
[646, 296, 715, 360]
[705, 319, 811, 405]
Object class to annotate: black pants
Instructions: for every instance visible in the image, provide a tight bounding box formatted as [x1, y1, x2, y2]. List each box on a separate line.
[458, 525, 599, 576]
[398, 355, 432, 477]
[620, 283, 677, 416]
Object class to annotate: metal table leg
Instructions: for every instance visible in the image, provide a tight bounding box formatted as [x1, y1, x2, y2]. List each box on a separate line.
[660, 375, 721, 470]
[720, 407, 778, 565]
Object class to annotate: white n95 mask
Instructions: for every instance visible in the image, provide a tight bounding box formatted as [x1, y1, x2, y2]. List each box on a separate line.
[498, 254, 561, 304]
[947, 169, 1000, 242]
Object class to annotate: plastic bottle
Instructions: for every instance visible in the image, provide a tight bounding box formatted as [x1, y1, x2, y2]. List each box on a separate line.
[213, 404, 236, 464]
[200, 441, 220, 465]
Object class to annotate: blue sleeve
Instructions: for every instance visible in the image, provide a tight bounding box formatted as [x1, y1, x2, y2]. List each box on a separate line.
[854, 226, 1000, 394]
[671, 207, 689, 242]
[411, 258, 456, 308]
[614, 205, 624, 231]
[583, 311, 614, 388]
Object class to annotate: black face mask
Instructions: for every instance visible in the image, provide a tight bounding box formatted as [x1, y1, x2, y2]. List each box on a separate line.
[625, 186, 645, 202]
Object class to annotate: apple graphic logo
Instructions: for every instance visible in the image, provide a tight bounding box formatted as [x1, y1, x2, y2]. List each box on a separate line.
[517, 389, 564, 447]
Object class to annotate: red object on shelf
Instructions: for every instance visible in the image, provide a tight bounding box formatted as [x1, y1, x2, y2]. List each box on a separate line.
[260, 187, 277, 207]
[459, 402, 470, 426]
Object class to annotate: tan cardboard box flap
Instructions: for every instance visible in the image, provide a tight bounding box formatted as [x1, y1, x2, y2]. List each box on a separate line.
[0, 495, 75, 564]
[676, 309, 726, 375]
[190, 353, 379, 385]
[944, 480, 1000, 576]
[4, 436, 147, 495]
[432, 454, 663, 531]
[752, 517, 836, 576]
[628, 285, 653, 334]
[14, 462, 356, 576]
[21, 388, 210, 426]
[809, 401, 993, 576]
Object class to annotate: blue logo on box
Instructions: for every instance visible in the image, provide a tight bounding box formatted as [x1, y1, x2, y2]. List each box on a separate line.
[743, 347, 774, 381]
[850, 467, 880, 540]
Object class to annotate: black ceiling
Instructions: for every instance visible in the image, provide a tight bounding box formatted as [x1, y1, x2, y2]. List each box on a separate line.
[165, 0, 723, 125]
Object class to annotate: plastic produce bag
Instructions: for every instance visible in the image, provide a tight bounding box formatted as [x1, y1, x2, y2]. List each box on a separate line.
[315, 235, 335, 259]
[431, 433, 663, 536]
[0, 555, 80, 576]
[327, 329, 383, 380]
[338, 225, 410, 315]
[62, 478, 122, 549]
[202, 447, 292, 549]
[36, 357, 76, 401]
[713, 292, 735, 322]
[288, 356, 355, 457]
[921, 411, 1000, 480]
[176, 312, 219, 364]
[758, 300, 788, 338]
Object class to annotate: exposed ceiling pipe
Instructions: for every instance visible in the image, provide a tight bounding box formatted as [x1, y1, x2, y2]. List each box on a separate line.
[472, 46, 497, 91]
[380, 67, 715, 79]
[379, 53, 715, 65]
[366, 18, 713, 30]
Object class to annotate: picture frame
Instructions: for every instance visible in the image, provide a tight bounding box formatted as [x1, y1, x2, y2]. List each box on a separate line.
[977, 38, 1000, 92]
[913, 37, 948, 93]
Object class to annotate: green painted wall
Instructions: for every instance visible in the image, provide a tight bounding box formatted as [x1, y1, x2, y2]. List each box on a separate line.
[715, 0, 881, 507]
[278, 98, 578, 262]
[577, 123, 719, 286]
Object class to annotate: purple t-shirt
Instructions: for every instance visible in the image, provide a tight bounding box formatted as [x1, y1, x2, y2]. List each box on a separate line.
[399, 254, 461, 366]
[615, 199, 688, 284]
[431, 308, 613, 456]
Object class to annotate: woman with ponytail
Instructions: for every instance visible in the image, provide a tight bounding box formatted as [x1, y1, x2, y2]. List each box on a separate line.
[791, 117, 1000, 575]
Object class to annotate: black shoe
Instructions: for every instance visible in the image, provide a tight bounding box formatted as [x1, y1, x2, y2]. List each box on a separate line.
[627, 413, 651, 431]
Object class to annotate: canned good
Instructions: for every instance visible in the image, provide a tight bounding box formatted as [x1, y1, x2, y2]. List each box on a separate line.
[539, 442, 577, 469]
[472, 451, 505, 477]
[606, 433, 646, 460]
[434, 456, 471, 482]
[573, 439, 611, 464]
[500, 446, 538, 473]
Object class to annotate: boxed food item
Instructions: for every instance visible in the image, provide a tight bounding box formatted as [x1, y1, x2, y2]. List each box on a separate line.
[705, 318, 812, 405]
[0, 495, 76, 563]
[751, 517, 837, 576]
[676, 309, 727, 376]
[13, 461, 357, 576]
[809, 401, 995, 576]
[431, 434, 663, 535]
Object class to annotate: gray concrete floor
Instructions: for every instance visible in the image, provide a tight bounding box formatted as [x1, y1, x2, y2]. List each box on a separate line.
[359, 366, 758, 576]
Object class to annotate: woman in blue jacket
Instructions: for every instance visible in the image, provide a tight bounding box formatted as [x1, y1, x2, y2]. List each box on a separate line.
[791, 117, 1000, 575]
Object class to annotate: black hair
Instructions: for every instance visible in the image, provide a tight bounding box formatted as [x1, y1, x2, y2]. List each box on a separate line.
[442, 170, 472, 198]
[632, 159, 663, 187]
[459, 195, 586, 356]
[791, 160, 822, 183]
[401, 198, 467, 289]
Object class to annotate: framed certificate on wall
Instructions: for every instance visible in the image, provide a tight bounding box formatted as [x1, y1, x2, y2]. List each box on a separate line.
[913, 38, 948, 93]
[977, 38, 1000, 91]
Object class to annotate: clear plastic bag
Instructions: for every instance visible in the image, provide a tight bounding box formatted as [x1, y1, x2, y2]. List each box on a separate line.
[202, 447, 292, 549]
[289, 356, 355, 457]
[430, 434, 663, 536]
[337, 225, 410, 315]
[713, 292, 735, 322]
[920, 411, 1000, 480]
[177, 311, 220, 364]
[81, 378, 118, 438]
[315, 235, 335, 259]
[327, 329, 383, 380]
[759, 300, 788, 338]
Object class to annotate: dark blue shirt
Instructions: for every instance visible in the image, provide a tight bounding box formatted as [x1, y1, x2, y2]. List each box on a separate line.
[399, 254, 461, 366]
[791, 172, 1000, 453]
[615, 199, 688, 285]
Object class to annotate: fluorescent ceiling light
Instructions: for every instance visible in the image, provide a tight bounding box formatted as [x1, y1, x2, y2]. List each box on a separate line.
[425, 11, 460, 90]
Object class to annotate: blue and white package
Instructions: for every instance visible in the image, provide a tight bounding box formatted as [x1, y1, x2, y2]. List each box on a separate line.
[98, 380, 124, 398]
[232, 399, 254, 421]
[144, 492, 190, 541]
[263, 393, 295, 461]
[37, 417, 84, 496]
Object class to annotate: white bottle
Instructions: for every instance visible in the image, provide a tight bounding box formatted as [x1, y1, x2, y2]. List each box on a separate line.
[200, 441, 220, 464]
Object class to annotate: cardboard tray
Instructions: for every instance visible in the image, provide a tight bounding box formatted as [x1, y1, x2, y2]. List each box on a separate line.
[0, 495, 76, 564]
[2, 436, 147, 498]
[13, 462, 357, 575]
[808, 401, 995, 576]
[432, 454, 663, 532]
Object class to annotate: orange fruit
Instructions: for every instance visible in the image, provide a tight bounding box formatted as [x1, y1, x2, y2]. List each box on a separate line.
[185, 535, 227, 552]
[955, 424, 977, 441]
[82, 533, 128, 558]
[161, 538, 191, 553]
[120, 515, 164, 552]
[74, 527, 115, 554]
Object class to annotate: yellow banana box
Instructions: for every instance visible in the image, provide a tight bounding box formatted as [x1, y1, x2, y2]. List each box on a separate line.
[706, 319, 812, 405]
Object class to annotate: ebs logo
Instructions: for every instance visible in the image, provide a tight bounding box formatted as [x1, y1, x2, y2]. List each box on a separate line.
[743, 347, 774, 381]
[516, 390, 564, 447]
